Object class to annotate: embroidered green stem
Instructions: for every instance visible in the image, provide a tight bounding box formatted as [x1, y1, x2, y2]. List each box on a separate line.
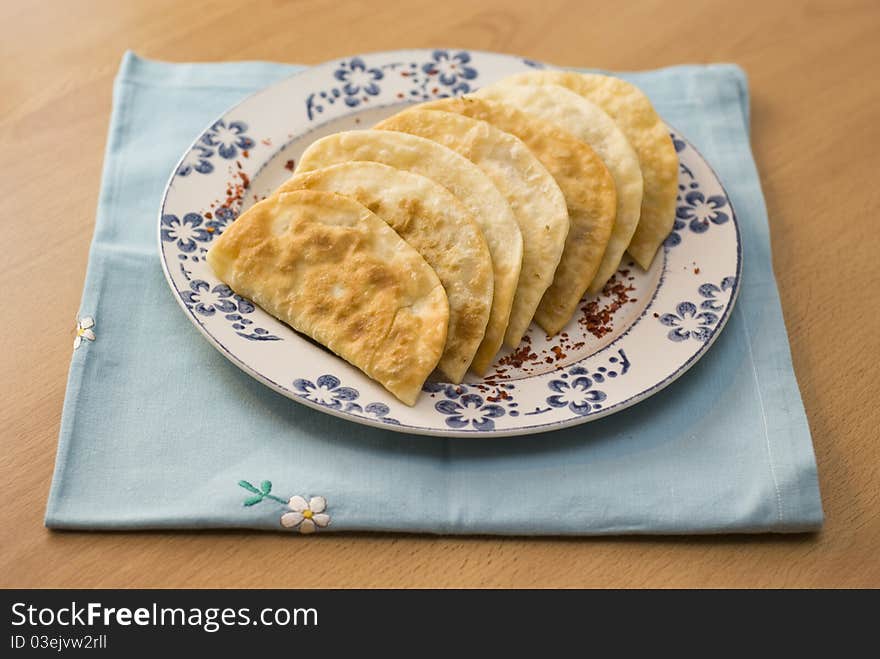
[238, 480, 287, 507]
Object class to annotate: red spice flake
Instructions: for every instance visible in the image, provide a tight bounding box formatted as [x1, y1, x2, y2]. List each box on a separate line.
[619, 269, 630, 277]
[653, 312, 659, 318]
[236, 161, 242, 169]
[694, 267, 701, 274]
[397, 92, 405, 99]
[551, 346, 566, 361]
[242, 150, 249, 158]
[573, 342, 585, 350]
[284, 159, 296, 171]
[261, 138, 272, 146]
[431, 87, 439, 94]
[496, 344, 536, 370]
[206, 227, 215, 233]
[545, 357, 554, 364]
[219, 170, 254, 210]
[400, 71, 412, 77]
[204, 212, 213, 219]
[488, 388, 512, 402]
[354, 117, 361, 124]
[577, 274, 636, 339]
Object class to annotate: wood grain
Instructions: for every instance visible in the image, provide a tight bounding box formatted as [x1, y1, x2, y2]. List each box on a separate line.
[1, 0, 878, 588]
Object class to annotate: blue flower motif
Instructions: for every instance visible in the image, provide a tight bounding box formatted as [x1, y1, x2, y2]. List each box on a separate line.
[435, 393, 504, 430]
[333, 57, 383, 107]
[664, 222, 684, 248]
[671, 135, 686, 153]
[180, 280, 241, 316]
[161, 213, 211, 252]
[364, 402, 400, 425]
[698, 277, 736, 311]
[206, 205, 238, 235]
[677, 190, 729, 234]
[659, 302, 719, 342]
[293, 374, 359, 410]
[422, 381, 469, 398]
[422, 50, 477, 94]
[201, 119, 255, 160]
[177, 145, 214, 176]
[546, 376, 607, 416]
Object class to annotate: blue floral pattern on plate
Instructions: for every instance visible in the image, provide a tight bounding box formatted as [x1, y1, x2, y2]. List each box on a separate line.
[177, 145, 214, 176]
[206, 205, 237, 235]
[525, 350, 630, 417]
[421, 50, 477, 93]
[306, 50, 479, 119]
[659, 302, 719, 342]
[664, 133, 730, 248]
[293, 375, 400, 424]
[546, 376, 607, 416]
[334, 57, 384, 105]
[677, 190, 729, 234]
[201, 119, 255, 160]
[658, 277, 735, 342]
[435, 393, 505, 431]
[161, 213, 211, 252]
[180, 280, 280, 341]
[698, 276, 736, 311]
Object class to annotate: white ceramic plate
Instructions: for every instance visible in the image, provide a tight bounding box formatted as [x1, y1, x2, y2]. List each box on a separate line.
[159, 49, 741, 437]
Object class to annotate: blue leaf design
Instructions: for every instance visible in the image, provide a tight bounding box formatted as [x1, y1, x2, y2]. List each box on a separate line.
[570, 376, 594, 392]
[472, 417, 497, 431]
[333, 386, 359, 402]
[459, 393, 484, 408]
[293, 378, 314, 393]
[444, 415, 469, 429]
[316, 374, 340, 390]
[676, 302, 697, 318]
[481, 404, 505, 419]
[435, 399, 462, 415]
[365, 403, 390, 417]
[698, 283, 720, 298]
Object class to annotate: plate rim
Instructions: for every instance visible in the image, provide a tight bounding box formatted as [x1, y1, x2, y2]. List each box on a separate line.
[157, 48, 743, 438]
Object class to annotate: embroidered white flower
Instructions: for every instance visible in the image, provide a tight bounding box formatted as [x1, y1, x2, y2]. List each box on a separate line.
[280, 495, 330, 534]
[74, 316, 96, 350]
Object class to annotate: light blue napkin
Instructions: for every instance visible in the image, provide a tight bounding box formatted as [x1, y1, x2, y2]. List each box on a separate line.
[45, 52, 823, 535]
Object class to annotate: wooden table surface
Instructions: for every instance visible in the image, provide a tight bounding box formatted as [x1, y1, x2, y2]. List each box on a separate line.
[2, 0, 878, 588]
